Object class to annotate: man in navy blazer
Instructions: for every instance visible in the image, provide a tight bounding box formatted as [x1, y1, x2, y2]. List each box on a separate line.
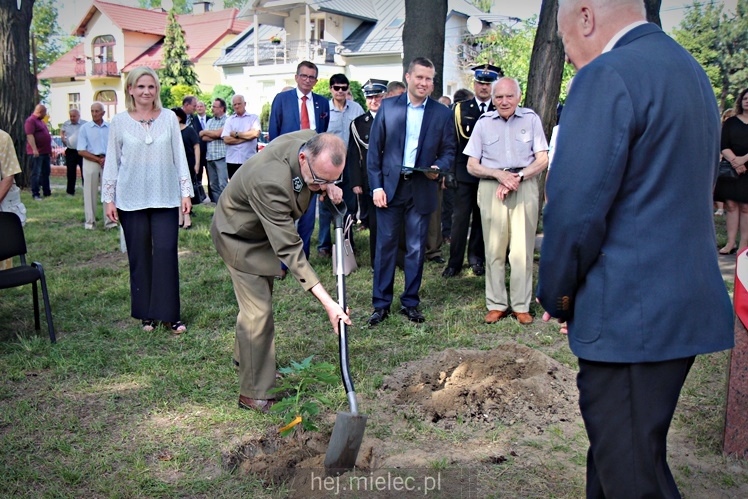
[268, 61, 330, 278]
[366, 57, 455, 325]
[538, 0, 734, 496]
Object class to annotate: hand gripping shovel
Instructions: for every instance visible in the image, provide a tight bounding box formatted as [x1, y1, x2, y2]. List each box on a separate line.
[322, 197, 367, 474]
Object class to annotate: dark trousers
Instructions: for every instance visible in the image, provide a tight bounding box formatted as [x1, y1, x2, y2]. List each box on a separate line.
[227, 162, 241, 179]
[362, 191, 378, 267]
[118, 208, 181, 323]
[577, 356, 695, 499]
[441, 184, 454, 238]
[65, 148, 83, 194]
[317, 169, 357, 252]
[447, 181, 484, 270]
[31, 154, 51, 198]
[373, 178, 430, 309]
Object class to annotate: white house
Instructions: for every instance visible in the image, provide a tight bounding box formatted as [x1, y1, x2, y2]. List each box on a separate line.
[214, 0, 491, 115]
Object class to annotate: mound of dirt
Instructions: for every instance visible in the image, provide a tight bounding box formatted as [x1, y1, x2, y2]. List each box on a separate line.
[381, 344, 579, 430]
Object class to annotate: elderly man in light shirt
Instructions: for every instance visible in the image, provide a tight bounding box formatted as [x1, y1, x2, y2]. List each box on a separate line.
[221, 95, 261, 179]
[77, 102, 114, 230]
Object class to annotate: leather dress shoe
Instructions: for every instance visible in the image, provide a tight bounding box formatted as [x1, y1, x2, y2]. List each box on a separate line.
[318, 248, 332, 258]
[484, 310, 510, 324]
[428, 255, 446, 264]
[238, 395, 276, 413]
[367, 308, 390, 326]
[512, 312, 533, 325]
[471, 263, 485, 276]
[442, 267, 460, 278]
[400, 306, 425, 323]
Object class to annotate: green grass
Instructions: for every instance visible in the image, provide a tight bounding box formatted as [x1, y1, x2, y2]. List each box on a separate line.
[0, 189, 743, 498]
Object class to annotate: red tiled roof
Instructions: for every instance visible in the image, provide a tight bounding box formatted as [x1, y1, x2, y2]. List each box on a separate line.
[38, 43, 84, 79]
[46, 1, 250, 78]
[75, 0, 168, 36]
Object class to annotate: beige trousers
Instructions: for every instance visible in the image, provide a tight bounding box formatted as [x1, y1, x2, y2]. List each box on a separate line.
[82, 158, 113, 228]
[477, 177, 539, 313]
[226, 264, 277, 400]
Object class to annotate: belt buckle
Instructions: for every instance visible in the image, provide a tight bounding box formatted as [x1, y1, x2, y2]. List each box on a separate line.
[401, 172, 412, 180]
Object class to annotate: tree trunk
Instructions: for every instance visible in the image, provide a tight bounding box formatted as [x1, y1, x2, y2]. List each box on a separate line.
[525, 0, 564, 141]
[644, 0, 662, 27]
[403, 0, 447, 98]
[0, 0, 37, 188]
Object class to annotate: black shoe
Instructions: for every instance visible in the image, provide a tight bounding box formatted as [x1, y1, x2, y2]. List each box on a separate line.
[471, 263, 485, 276]
[442, 267, 459, 278]
[399, 306, 425, 323]
[428, 255, 446, 264]
[367, 307, 390, 326]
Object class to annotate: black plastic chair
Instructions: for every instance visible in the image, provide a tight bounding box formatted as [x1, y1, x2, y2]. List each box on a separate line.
[0, 212, 56, 343]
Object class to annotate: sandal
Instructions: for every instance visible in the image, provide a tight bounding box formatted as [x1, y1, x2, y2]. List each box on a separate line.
[170, 321, 187, 334]
[142, 319, 155, 332]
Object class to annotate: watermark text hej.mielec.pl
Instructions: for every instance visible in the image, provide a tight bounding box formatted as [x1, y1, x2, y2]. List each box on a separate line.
[311, 471, 441, 495]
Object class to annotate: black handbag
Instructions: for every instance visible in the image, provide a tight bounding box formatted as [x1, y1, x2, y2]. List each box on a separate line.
[719, 159, 738, 179]
[192, 180, 206, 204]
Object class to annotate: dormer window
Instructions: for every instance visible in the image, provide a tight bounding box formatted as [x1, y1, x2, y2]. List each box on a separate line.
[93, 35, 115, 63]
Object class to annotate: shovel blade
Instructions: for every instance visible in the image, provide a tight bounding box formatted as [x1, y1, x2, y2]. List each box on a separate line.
[324, 411, 368, 473]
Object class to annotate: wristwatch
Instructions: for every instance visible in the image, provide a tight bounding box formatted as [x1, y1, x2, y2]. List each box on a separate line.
[518, 170, 525, 182]
[233, 131, 239, 138]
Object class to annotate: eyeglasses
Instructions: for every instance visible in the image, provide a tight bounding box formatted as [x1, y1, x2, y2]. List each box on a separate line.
[297, 74, 317, 81]
[332, 85, 349, 92]
[306, 154, 342, 185]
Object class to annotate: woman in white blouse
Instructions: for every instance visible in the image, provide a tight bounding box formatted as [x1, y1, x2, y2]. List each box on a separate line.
[102, 66, 193, 333]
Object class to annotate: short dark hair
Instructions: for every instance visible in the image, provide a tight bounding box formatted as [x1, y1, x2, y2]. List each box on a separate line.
[172, 107, 187, 124]
[407, 57, 435, 75]
[296, 60, 318, 78]
[213, 98, 226, 111]
[329, 73, 349, 86]
[453, 88, 474, 103]
[182, 95, 197, 107]
[735, 88, 748, 115]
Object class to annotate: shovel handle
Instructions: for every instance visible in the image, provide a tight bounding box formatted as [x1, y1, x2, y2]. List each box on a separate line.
[323, 197, 347, 230]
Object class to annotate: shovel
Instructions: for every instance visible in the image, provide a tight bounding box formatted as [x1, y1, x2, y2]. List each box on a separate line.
[322, 197, 367, 474]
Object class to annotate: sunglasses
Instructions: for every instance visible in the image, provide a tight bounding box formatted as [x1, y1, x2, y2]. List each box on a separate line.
[306, 154, 342, 185]
[332, 85, 349, 92]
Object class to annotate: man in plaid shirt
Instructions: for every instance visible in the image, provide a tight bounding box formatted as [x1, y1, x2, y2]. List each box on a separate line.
[199, 98, 229, 202]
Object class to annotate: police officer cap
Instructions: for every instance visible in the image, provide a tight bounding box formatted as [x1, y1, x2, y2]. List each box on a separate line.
[363, 79, 388, 96]
[472, 64, 502, 83]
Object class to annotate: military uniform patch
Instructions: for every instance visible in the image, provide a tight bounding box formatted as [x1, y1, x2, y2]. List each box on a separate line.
[292, 177, 303, 192]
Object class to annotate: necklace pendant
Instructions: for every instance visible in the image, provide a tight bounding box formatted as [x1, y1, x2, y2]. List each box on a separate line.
[145, 134, 153, 145]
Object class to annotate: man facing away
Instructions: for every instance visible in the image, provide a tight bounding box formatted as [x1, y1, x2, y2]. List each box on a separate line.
[25, 104, 52, 201]
[60, 108, 86, 196]
[199, 98, 229, 202]
[366, 57, 456, 326]
[211, 131, 350, 413]
[538, 0, 734, 497]
[442, 64, 501, 279]
[77, 101, 114, 230]
[465, 77, 548, 326]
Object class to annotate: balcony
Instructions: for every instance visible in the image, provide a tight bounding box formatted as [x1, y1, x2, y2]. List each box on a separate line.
[234, 40, 337, 67]
[92, 61, 119, 77]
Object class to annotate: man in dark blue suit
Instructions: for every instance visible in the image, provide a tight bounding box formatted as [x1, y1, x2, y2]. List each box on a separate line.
[538, 0, 734, 496]
[366, 57, 455, 325]
[269, 61, 330, 278]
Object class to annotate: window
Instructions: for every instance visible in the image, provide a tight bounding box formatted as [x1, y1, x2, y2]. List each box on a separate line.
[95, 90, 118, 119]
[93, 35, 115, 63]
[310, 17, 325, 41]
[68, 93, 81, 111]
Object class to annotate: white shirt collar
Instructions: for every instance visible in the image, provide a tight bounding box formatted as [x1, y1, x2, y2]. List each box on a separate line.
[602, 20, 648, 54]
[296, 88, 311, 100]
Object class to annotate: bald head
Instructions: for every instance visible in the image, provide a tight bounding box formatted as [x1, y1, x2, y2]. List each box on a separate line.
[33, 104, 46, 118]
[557, 0, 646, 70]
[299, 133, 346, 192]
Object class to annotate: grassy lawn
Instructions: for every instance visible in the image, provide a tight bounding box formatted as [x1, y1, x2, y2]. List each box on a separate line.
[0, 189, 743, 498]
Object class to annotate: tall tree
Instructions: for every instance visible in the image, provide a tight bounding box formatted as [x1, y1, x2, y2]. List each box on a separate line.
[159, 9, 199, 91]
[644, 0, 662, 27]
[32, 0, 77, 101]
[0, 0, 36, 186]
[402, 0, 447, 98]
[524, 0, 565, 140]
[672, 0, 748, 110]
